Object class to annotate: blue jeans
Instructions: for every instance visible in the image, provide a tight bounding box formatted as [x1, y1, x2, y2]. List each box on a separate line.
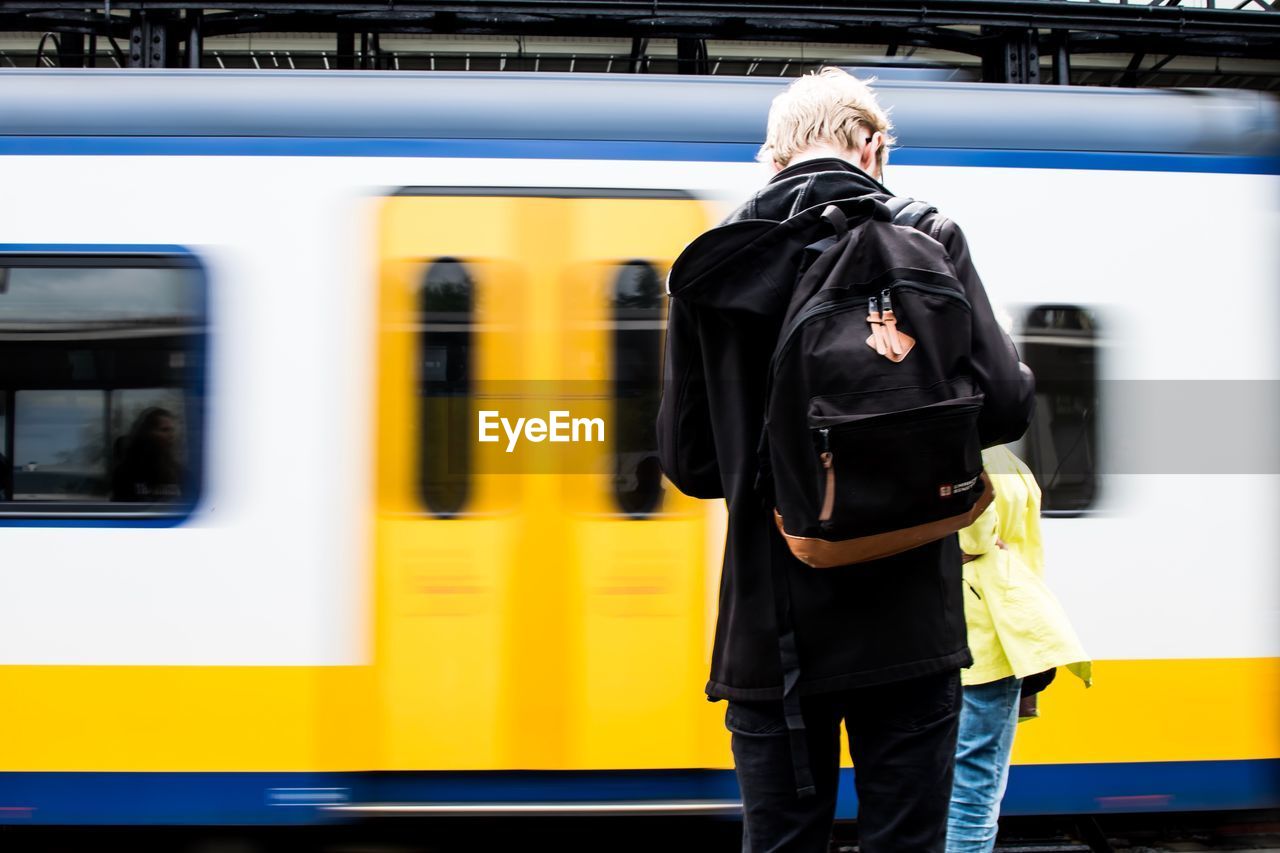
[945, 676, 1023, 853]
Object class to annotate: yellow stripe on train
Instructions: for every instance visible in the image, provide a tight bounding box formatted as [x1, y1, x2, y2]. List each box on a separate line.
[0, 659, 1275, 771]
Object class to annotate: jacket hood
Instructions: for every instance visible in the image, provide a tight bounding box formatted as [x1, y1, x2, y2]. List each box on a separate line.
[666, 160, 892, 314]
[735, 157, 889, 223]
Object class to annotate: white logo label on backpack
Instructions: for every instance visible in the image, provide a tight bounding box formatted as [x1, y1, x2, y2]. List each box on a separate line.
[939, 476, 978, 498]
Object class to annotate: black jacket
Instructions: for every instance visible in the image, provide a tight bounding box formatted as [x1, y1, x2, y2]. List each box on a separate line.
[657, 157, 1034, 701]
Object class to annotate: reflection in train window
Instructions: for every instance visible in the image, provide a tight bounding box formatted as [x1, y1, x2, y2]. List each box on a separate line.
[0, 258, 205, 513]
[1019, 305, 1099, 512]
[612, 262, 666, 517]
[417, 259, 472, 516]
[15, 390, 107, 500]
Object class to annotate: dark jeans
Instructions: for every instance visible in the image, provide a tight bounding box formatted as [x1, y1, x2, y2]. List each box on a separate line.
[725, 668, 962, 853]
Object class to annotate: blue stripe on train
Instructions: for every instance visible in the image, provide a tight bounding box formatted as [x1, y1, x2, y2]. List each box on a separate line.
[0, 771, 349, 825]
[1, 760, 1277, 824]
[998, 759, 1280, 816]
[0, 137, 1277, 174]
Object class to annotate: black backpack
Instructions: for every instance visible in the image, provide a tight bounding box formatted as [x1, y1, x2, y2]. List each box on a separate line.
[764, 196, 993, 567]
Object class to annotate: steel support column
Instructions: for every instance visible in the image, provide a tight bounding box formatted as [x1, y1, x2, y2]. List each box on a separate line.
[676, 36, 708, 74]
[628, 36, 648, 73]
[336, 30, 355, 69]
[1050, 28, 1070, 84]
[128, 10, 180, 67]
[56, 31, 84, 66]
[186, 9, 202, 68]
[984, 27, 1040, 83]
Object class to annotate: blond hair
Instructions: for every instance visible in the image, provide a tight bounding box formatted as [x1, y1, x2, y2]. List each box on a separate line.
[757, 67, 896, 175]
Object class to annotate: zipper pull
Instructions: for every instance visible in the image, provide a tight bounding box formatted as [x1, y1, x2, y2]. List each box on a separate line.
[818, 429, 835, 523]
[880, 288, 904, 356]
[866, 296, 888, 356]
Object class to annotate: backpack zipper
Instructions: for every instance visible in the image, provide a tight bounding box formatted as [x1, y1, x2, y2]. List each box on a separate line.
[890, 280, 970, 309]
[770, 279, 969, 377]
[818, 427, 835, 522]
[815, 401, 980, 434]
[880, 288, 905, 356]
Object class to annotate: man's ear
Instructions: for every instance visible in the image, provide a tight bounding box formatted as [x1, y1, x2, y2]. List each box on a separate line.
[860, 132, 883, 176]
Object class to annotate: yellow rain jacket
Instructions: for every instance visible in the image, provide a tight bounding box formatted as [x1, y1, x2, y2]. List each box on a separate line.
[958, 445, 1092, 690]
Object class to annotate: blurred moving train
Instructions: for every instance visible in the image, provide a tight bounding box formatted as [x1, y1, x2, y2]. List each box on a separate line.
[0, 69, 1277, 825]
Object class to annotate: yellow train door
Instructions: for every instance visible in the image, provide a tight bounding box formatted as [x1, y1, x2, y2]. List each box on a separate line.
[373, 189, 728, 772]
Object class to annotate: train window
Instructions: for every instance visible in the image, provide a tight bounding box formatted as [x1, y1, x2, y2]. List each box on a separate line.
[611, 262, 666, 517]
[0, 394, 9, 501]
[0, 257, 205, 515]
[1018, 305, 1100, 513]
[417, 259, 473, 516]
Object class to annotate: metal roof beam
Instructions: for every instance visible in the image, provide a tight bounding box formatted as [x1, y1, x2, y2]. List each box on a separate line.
[2, 0, 1277, 69]
[2, 0, 1278, 40]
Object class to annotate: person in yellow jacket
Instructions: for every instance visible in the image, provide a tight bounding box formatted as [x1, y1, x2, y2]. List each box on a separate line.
[946, 445, 1092, 853]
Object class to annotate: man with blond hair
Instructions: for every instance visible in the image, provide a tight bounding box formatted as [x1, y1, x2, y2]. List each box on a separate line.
[657, 68, 1033, 852]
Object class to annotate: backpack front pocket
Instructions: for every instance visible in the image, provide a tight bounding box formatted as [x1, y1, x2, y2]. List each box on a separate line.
[811, 395, 984, 538]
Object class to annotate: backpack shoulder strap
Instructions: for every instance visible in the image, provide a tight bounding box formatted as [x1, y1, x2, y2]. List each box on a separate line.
[883, 195, 939, 229]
